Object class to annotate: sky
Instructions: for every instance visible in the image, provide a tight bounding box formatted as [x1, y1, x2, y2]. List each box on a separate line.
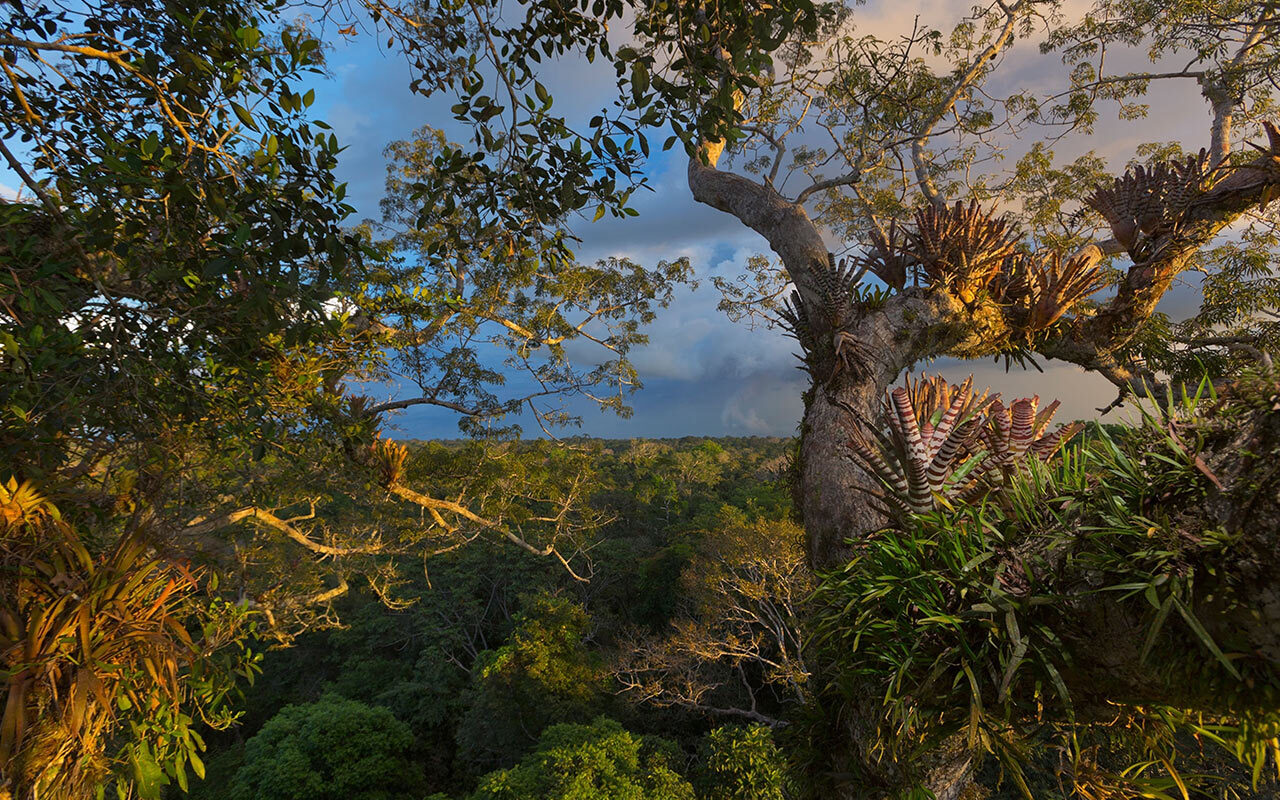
[1, 1, 1238, 439]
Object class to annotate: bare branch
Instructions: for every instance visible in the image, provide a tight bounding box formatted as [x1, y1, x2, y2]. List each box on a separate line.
[183, 505, 385, 556]
[913, 0, 1028, 206]
[1206, 18, 1272, 167]
[1177, 335, 1276, 370]
[387, 482, 588, 581]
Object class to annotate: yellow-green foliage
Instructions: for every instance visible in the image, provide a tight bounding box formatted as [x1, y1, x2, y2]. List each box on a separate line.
[456, 594, 606, 774]
[469, 716, 694, 800]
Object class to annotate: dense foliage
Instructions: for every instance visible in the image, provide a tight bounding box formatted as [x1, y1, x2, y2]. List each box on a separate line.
[167, 406, 1280, 800]
[230, 695, 424, 800]
[4, 0, 1280, 797]
[809, 378, 1280, 798]
[176, 437, 797, 799]
[0, 481, 256, 798]
[468, 717, 693, 800]
[0, 0, 816, 786]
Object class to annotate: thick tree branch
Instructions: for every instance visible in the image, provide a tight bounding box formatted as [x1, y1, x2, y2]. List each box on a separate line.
[183, 505, 384, 556]
[365, 396, 492, 417]
[1083, 123, 1280, 351]
[687, 153, 830, 310]
[794, 170, 864, 206]
[1204, 18, 1271, 167]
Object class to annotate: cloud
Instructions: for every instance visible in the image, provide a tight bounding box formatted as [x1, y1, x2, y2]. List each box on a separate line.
[306, 1, 1240, 440]
[719, 369, 807, 434]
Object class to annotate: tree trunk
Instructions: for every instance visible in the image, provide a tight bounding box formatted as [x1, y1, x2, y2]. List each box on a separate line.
[688, 153, 977, 799]
[796, 291, 964, 567]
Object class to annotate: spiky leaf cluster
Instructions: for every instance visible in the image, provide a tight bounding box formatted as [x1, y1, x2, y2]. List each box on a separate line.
[813, 252, 864, 328]
[370, 437, 410, 487]
[847, 375, 1080, 517]
[911, 201, 1021, 303]
[993, 250, 1108, 333]
[1086, 148, 1221, 253]
[780, 254, 875, 377]
[981, 397, 1083, 472]
[779, 290, 819, 357]
[847, 375, 994, 516]
[853, 202, 1107, 336]
[856, 221, 912, 291]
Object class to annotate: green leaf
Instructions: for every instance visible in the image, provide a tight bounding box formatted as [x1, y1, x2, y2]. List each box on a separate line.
[1139, 592, 1175, 665]
[230, 101, 258, 131]
[131, 745, 169, 799]
[631, 62, 649, 98]
[1172, 596, 1241, 679]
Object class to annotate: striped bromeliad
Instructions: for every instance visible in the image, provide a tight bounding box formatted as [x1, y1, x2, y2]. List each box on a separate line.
[846, 374, 1082, 517]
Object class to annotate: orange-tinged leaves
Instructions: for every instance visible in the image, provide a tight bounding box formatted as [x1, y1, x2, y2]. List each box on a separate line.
[2, 483, 230, 797]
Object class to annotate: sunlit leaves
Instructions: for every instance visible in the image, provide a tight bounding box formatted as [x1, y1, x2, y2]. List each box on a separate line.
[0, 484, 258, 798]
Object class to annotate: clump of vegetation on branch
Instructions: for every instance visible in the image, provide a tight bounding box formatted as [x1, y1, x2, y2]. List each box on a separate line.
[808, 375, 1280, 799]
[0, 481, 258, 799]
[846, 374, 1081, 516]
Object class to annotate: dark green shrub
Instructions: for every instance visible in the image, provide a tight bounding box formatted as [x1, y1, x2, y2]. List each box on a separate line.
[694, 725, 787, 800]
[455, 594, 605, 774]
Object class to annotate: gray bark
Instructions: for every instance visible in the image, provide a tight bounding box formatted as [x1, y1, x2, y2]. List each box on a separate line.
[689, 151, 976, 798]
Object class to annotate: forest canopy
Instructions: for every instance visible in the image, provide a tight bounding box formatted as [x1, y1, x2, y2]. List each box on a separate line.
[2, 0, 1280, 798]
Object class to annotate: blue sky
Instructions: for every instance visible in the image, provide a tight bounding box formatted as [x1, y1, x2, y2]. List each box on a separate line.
[301, 5, 1184, 440]
[3, 1, 1227, 439]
